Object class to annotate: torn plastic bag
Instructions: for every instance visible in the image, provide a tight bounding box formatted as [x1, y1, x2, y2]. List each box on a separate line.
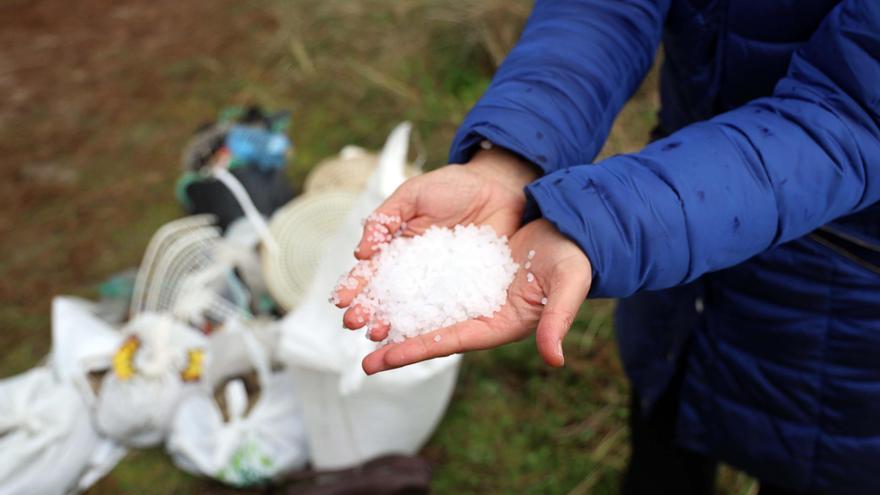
[279, 123, 461, 470]
[94, 313, 209, 447]
[0, 368, 119, 495]
[167, 320, 308, 486]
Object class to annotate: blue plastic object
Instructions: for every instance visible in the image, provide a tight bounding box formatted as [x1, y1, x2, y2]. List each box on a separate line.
[225, 125, 291, 171]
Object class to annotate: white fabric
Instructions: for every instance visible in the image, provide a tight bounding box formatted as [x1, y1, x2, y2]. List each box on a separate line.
[279, 122, 461, 469]
[0, 368, 119, 495]
[167, 323, 308, 486]
[94, 313, 208, 447]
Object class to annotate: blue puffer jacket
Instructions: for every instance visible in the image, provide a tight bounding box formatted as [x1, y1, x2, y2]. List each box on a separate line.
[449, 1, 880, 493]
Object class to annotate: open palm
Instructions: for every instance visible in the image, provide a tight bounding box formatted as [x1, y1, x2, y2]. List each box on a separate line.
[354, 150, 537, 259]
[355, 219, 592, 374]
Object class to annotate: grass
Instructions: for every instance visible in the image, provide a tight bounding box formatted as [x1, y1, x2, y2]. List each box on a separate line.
[0, 0, 756, 493]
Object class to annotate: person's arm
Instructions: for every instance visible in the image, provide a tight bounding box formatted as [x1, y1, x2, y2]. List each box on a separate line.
[525, 0, 880, 298]
[347, 0, 669, 259]
[449, 0, 670, 173]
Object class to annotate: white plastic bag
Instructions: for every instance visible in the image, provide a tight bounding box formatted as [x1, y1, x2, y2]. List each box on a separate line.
[48, 296, 129, 490]
[167, 321, 308, 486]
[0, 368, 114, 495]
[279, 123, 461, 469]
[94, 313, 209, 447]
[50, 296, 123, 403]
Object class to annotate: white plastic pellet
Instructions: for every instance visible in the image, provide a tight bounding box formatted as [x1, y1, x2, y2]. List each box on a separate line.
[527, 272, 535, 283]
[342, 224, 518, 343]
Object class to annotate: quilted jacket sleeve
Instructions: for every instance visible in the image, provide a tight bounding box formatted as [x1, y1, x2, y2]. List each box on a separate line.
[525, 0, 880, 297]
[448, 0, 670, 172]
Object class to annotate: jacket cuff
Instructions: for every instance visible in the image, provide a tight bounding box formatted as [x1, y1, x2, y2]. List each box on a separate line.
[524, 183, 600, 297]
[449, 100, 571, 174]
[524, 164, 687, 299]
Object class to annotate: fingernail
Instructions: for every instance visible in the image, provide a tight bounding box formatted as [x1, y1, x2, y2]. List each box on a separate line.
[557, 340, 565, 364]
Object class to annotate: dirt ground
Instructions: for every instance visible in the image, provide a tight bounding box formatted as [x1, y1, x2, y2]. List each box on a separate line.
[1, 1, 288, 492]
[1, 0, 259, 357]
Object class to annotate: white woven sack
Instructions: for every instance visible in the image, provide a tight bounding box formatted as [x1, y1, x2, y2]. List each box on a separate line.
[304, 145, 422, 194]
[167, 320, 308, 486]
[279, 122, 461, 470]
[303, 146, 378, 194]
[94, 313, 208, 447]
[262, 191, 358, 312]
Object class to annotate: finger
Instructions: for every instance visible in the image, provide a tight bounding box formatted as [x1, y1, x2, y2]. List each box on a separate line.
[355, 220, 398, 259]
[367, 319, 390, 341]
[354, 187, 416, 260]
[362, 344, 393, 374]
[334, 278, 366, 309]
[535, 264, 591, 368]
[334, 278, 368, 309]
[363, 318, 506, 374]
[333, 261, 373, 308]
[342, 305, 370, 330]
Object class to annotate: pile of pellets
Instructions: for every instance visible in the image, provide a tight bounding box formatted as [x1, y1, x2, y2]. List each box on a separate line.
[335, 223, 519, 343]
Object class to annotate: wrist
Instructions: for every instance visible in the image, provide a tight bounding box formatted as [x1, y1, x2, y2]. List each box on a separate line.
[465, 145, 541, 196]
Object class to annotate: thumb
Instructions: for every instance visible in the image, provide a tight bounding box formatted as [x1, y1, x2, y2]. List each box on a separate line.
[535, 261, 591, 367]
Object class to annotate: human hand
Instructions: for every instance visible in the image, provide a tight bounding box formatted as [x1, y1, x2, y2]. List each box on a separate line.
[352, 146, 540, 259]
[354, 218, 592, 374]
